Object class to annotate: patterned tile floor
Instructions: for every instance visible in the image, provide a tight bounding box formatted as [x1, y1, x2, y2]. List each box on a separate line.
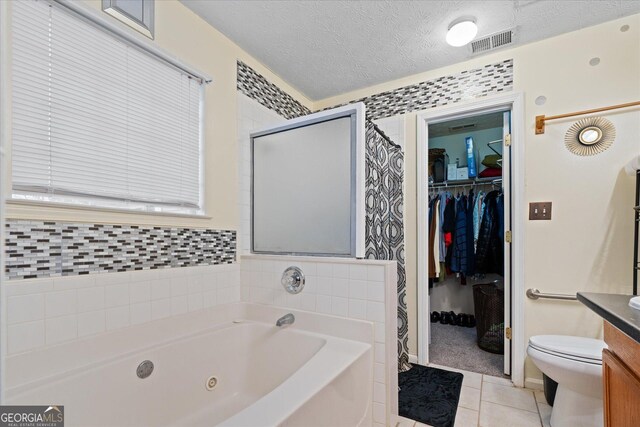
[394, 364, 552, 427]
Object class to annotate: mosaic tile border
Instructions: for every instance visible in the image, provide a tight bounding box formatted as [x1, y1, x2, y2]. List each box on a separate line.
[237, 59, 512, 122]
[5, 220, 236, 280]
[326, 59, 513, 120]
[237, 60, 312, 120]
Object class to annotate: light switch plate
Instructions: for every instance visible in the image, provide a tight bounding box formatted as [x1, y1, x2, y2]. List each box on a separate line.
[529, 202, 552, 220]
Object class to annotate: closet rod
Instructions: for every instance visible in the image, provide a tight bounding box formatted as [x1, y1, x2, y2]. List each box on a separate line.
[535, 101, 640, 135]
[430, 178, 502, 190]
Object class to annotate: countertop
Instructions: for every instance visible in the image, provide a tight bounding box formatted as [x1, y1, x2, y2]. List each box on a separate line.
[577, 292, 640, 343]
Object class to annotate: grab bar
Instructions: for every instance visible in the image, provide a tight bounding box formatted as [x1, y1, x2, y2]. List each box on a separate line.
[526, 288, 578, 301]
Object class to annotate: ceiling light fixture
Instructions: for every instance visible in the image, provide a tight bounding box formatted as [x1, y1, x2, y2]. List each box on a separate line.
[446, 19, 478, 47]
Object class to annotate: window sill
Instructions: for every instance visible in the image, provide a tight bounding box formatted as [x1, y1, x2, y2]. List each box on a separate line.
[6, 199, 212, 220]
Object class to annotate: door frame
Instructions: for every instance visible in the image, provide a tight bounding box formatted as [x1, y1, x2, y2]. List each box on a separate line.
[416, 92, 526, 387]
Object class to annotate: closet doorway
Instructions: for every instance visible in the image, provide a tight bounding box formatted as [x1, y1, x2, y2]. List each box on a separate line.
[416, 93, 525, 386]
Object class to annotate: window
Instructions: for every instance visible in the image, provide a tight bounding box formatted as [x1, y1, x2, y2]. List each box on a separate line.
[11, 0, 205, 215]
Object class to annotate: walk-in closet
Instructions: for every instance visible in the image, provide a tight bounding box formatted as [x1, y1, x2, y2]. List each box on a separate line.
[424, 110, 512, 378]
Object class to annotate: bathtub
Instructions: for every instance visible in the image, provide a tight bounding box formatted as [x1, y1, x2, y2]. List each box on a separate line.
[4, 303, 373, 427]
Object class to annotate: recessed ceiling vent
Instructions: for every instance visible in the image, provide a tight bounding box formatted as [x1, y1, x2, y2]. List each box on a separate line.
[470, 29, 515, 54]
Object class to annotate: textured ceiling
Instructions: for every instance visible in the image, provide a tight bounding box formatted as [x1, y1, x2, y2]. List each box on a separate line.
[180, 0, 640, 100]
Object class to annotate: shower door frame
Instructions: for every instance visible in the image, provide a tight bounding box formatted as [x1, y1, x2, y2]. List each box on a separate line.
[416, 92, 526, 387]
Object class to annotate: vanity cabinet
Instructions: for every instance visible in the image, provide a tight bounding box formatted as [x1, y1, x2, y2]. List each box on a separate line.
[602, 321, 640, 427]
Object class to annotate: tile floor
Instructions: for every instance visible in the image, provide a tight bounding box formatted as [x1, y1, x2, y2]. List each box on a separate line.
[394, 364, 552, 427]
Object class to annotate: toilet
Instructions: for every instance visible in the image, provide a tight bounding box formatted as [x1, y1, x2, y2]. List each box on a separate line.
[527, 335, 607, 427]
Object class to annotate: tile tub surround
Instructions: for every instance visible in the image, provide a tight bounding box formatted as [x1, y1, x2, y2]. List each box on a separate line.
[5, 220, 236, 279]
[4, 263, 240, 355]
[240, 254, 398, 427]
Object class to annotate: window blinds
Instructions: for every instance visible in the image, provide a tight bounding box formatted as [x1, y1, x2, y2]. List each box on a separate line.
[11, 0, 203, 210]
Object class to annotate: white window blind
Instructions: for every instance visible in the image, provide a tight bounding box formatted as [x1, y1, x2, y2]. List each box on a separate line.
[11, 0, 203, 212]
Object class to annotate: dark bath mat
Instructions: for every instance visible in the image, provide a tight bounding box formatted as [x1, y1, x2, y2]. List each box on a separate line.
[398, 364, 463, 427]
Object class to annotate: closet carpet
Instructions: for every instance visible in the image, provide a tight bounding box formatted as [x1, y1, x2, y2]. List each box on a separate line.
[429, 323, 505, 377]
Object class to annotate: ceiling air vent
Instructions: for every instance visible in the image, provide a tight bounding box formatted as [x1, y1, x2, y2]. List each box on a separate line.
[449, 124, 476, 132]
[470, 29, 515, 54]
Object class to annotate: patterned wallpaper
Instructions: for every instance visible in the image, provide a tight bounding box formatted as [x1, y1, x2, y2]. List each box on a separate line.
[5, 220, 236, 280]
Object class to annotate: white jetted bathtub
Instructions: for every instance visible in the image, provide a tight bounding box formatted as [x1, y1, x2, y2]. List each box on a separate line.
[5, 304, 373, 427]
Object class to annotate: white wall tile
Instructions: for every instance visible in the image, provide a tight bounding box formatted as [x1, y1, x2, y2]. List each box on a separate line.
[152, 278, 172, 300]
[5, 264, 241, 354]
[331, 278, 349, 297]
[106, 306, 130, 331]
[130, 281, 151, 303]
[105, 284, 129, 308]
[203, 290, 217, 308]
[8, 321, 45, 354]
[367, 281, 385, 302]
[170, 277, 188, 297]
[348, 280, 368, 300]
[374, 362, 385, 383]
[77, 287, 105, 313]
[316, 263, 332, 277]
[8, 294, 44, 324]
[348, 299, 367, 320]
[331, 296, 348, 317]
[316, 277, 332, 296]
[5, 279, 53, 297]
[151, 298, 171, 320]
[332, 264, 349, 278]
[45, 290, 77, 318]
[130, 303, 151, 325]
[367, 301, 386, 322]
[54, 275, 95, 290]
[316, 295, 332, 314]
[171, 295, 188, 316]
[367, 265, 386, 282]
[188, 294, 203, 312]
[349, 264, 368, 280]
[373, 381, 386, 404]
[77, 311, 106, 337]
[373, 402, 385, 424]
[46, 315, 78, 345]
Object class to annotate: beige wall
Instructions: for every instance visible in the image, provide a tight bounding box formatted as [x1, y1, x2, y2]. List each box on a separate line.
[317, 14, 640, 382]
[3, 0, 313, 231]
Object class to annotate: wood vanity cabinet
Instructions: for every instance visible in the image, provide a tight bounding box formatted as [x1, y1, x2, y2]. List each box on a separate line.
[602, 321, 640, 427]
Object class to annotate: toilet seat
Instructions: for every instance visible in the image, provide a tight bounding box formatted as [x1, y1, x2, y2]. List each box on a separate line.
[529, 335, 606, 365]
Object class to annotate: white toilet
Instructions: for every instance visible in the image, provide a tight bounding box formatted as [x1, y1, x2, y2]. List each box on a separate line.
[527, 335, 607, 427]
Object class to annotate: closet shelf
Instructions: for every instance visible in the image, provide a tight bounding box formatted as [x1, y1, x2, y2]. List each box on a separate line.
[430, 176, 501, 188]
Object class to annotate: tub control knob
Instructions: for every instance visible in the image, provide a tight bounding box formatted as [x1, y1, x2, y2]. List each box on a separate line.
[281, 266, 305, 294]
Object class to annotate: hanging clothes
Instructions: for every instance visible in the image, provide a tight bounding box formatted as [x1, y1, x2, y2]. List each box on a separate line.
[475, 190, 504, 275]
[451, 195, 468, 276]
[465, 190, 476, 277]
[433, 198, 441, 277]
[428, 196, 438, 279]
[473, 190, 485, 251]
[442, 196, 456, 270]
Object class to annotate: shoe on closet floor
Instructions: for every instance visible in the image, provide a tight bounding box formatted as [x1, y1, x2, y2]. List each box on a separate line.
[431, 311, 441, 323]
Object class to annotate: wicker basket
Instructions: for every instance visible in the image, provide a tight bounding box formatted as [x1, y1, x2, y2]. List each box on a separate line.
[473, 283, 504, 354]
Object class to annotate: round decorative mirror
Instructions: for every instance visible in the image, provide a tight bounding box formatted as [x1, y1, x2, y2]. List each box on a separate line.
[565, 117, 616, 156]
[578, 126, 603, 145]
